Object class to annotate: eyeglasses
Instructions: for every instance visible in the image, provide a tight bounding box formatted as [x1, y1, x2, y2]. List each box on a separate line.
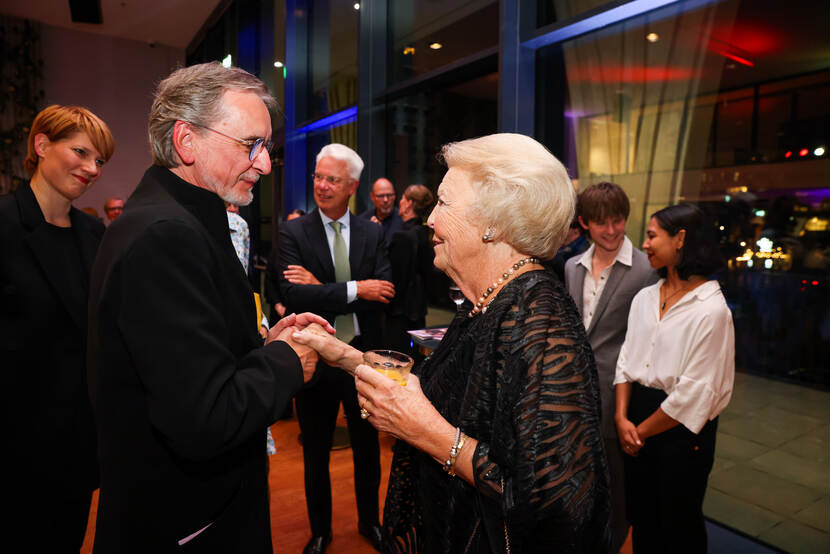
[373, 193, 395, 200]
[189, 122, 273, 162]
[311, 172, 347, 185]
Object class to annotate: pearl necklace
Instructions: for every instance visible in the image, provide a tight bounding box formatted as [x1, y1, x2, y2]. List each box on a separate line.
[468, 256, 539, 317]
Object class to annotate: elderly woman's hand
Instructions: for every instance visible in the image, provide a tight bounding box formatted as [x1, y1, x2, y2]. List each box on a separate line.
[291, 327, 363, 374]
[354, 366, 440, 444]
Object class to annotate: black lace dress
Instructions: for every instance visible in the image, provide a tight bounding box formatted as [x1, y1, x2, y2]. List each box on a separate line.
[381, 270, 611, 553]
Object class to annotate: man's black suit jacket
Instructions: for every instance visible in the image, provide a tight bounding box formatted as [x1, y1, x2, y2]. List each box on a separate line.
[277, 209, 392, 350]
[87, 166, 303, 553]
[0, 182, 103, 496]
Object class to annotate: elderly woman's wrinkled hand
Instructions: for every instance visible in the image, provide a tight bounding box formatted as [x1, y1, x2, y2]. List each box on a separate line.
[291, 327, 363, 374]
[354, 366, 437, 443]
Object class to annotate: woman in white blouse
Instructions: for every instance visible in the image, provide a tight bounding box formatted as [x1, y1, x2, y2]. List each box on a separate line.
[614, 203, 734, 553]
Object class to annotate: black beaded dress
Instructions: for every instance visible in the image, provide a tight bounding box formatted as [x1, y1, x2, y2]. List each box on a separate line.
[381, 270, 611, 553]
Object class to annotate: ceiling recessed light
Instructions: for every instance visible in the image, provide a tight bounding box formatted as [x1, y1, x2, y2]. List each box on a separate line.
[646, 32, 659, 43]
[429, 42, 443, 50]
[815, 147, 826, 156]
[273, 61, 284, 68]
[354, 3, 360, 10]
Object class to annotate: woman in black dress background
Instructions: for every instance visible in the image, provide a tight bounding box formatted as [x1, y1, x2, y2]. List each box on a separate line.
[0, 105, 114, 550]
[386, 184, 435, 354]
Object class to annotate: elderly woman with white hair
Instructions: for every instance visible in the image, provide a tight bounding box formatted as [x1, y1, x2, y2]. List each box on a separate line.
[294, 133, 610, 553]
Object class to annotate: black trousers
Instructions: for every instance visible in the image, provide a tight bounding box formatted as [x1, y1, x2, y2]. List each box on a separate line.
[624, 384, 717, 554]
[295, 338, 381, 537]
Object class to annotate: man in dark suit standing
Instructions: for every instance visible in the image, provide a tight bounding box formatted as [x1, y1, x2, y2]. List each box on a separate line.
[564, 182, 657, 553]
[278, 143, 394, 553]
[359, 177, 402, 245]
[88, 63, 326, 553]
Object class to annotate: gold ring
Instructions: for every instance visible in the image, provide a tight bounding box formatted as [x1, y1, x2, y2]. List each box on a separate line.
[360, 408, 370, 419]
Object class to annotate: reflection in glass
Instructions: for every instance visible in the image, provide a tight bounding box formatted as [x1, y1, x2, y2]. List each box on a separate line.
[389, 0, 498, 85]
[305, 0, 359, 123]
[535, 0, 830, 386]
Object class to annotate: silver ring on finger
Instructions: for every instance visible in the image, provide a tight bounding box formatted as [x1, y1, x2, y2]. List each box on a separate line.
[360, 407, 371, 419]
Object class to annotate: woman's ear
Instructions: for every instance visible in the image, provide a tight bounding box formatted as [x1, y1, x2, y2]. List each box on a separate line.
[172, 121, 196, 165]
[33, 133, 51, 157]
[675, 228, 687, 250]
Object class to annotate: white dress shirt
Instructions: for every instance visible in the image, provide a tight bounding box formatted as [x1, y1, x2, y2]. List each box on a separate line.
[577, 236, 633, 330]
[318, 210, 360, 335]
[613, 279, 734, 434]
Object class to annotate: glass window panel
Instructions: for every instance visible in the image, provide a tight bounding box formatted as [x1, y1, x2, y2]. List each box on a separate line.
[535, 0, 830, 390]
[537, 0, 617, 28]
[388, 0, 498, 85]
[304, 0, 359, 123]
[535, 2, 830, 546]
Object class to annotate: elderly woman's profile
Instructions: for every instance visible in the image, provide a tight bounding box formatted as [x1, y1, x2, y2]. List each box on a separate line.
[294, 133, 610, 553]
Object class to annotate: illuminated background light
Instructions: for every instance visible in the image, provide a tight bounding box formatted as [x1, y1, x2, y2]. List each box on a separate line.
[784, 150, 792, 158]
[815, 147, 825, 157]
[799, 148, 809, 157]
[429, 42, 443, 50]
[403, 46, 415, 55]
[274, 61, 284, 68]
[221, 54, 232, 68]
[353, 3, 360, 10]
[646, 32, 659, 42]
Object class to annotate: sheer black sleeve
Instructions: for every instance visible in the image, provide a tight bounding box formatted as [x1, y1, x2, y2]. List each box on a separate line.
[470, 274, 610, 552]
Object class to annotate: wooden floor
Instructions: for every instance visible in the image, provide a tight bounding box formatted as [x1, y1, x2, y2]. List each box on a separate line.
[80, 403, 632, 553]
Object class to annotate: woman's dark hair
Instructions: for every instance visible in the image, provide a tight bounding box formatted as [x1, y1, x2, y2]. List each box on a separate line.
[652, 203, 724, 279]
[403, 184, 435, 218]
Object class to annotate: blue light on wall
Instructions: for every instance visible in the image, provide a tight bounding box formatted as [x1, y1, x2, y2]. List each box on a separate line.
[294, 105, 358, 134]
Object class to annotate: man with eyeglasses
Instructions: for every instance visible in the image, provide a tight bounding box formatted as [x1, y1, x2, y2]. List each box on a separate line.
[278, 143, 394, 553]
[359, 177, 402, 245]
[87, 62, 329, 553]
[103, 196, 124, 223]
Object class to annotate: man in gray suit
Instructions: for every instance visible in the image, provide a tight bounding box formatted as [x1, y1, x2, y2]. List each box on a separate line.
[564, 182, 657, 552]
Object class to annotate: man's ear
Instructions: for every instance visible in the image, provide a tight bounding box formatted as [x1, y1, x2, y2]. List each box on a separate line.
[33, 133, 51, 157]
[348, 179, 360, 196]
[172, 121, 196, 165]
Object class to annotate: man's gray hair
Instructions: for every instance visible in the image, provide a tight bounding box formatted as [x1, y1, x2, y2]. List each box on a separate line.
[316, 143, 364, 181]
[149, 62, 277, 167]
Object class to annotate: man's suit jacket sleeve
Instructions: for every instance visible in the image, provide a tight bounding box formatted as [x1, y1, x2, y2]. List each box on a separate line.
[278, 223, 351, 314]
[117, 220, 303, 462]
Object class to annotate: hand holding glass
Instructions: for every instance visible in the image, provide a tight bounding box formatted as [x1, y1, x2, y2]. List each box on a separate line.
[362, 350, 414, 386]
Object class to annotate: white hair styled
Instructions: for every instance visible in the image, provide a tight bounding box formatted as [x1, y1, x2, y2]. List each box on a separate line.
[316, 143, 364, 181]
[440, 133, 575, 260]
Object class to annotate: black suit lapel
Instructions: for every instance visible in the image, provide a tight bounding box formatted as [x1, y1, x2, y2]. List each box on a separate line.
[348, 214, 366, 277]
[70, 208, 101, 279]
[17, 188, 86, 331]
[305, 210, 336, 281]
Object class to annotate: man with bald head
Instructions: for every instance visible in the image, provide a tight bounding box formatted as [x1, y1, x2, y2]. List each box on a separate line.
[359, 177, 402, 245]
